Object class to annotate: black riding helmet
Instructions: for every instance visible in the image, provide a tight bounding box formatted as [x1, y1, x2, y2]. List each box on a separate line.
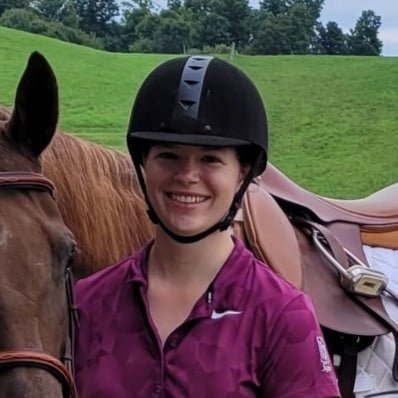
[127, 55, 268, 243]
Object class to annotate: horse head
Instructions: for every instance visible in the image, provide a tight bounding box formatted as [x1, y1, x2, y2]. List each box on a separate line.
[0, 52, 76, 398]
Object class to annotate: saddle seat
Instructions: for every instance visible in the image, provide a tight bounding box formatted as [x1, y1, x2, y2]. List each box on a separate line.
[261, 164, 398, 249]
[325, 184, 398, 219]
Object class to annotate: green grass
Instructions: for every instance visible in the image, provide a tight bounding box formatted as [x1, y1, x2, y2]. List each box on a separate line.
[1, 26, 397, 198]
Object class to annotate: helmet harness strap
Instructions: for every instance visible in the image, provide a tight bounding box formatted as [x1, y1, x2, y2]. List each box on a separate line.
[133, 153, 262, 244]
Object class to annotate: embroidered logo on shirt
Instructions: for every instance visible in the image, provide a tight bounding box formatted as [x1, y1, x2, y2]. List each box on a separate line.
[210, 310, 243, 320]
[316, 336, 333, 373]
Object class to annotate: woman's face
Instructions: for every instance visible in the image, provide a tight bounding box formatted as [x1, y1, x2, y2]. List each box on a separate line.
[143, 144, 248, 237]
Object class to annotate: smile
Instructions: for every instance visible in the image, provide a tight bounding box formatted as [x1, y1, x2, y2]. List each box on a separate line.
[168, 193, 208, 204]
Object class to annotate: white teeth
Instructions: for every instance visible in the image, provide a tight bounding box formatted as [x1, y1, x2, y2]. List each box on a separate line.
[170, 194, 206, 204]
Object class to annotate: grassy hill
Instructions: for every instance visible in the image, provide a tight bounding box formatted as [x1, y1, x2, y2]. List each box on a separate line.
[1, 26, 397, 198]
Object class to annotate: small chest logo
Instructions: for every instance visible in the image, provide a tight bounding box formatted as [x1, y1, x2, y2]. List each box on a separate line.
[316, 336, 333, 373]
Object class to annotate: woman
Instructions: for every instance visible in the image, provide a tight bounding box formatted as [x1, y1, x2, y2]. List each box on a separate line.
[74, 55, 341, 397]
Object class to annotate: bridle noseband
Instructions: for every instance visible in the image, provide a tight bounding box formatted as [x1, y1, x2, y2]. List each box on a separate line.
[0, 172, 77, 398]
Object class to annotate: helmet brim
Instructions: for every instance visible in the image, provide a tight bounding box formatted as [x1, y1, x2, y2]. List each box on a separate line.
[129, 131, 250, 147]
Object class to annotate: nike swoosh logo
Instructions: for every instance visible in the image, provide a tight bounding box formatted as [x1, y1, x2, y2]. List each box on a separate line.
[210, 310, 243, 320]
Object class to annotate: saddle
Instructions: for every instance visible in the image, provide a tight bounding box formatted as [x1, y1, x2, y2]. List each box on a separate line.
[234, 163, 398, 398]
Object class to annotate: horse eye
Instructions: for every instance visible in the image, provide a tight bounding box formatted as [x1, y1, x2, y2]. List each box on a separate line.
[66, 242, 77, 270]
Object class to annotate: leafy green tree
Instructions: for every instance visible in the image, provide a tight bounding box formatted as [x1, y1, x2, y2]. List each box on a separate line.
[213, 0, 251, 47]
[259, 0, 288, 16]
[31, 0, 65, 20]
[121, 5, 152, 50]
[249, 13, 289, 54]
[0, 0, 29, 16]
[196, 11, 230, 47]
[316, 21, 347, 54]
[167, 0, 182, 11]
[73, 0, 119, 36]
[59, 0, 79, 28]
[256, 0, 324, 54]
[135, 12, 159, 42]
[347, 10, 382, 55]
[152, 9, 191, 53]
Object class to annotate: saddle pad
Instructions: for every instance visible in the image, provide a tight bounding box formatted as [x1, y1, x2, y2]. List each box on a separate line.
[353, 246, 398, 396]
[355, 333, 398, 397]
[363, 245, 398, 323]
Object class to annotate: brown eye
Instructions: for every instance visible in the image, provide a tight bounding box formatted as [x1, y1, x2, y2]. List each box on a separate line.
[65, 242, 77, 271]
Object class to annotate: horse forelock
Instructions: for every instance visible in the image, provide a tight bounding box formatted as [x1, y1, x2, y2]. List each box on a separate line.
[43, 131, 154, 279]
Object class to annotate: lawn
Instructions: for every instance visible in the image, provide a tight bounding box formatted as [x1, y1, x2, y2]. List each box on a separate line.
[1, 26, 397, 198]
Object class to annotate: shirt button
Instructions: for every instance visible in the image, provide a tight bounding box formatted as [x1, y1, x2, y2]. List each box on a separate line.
[154, 383, 162, 394]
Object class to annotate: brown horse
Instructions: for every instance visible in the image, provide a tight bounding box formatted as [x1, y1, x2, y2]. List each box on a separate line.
[0, 108, 153, 280]
[0, 54, 76, 397]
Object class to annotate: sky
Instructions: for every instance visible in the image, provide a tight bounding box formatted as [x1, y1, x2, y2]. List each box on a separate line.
[150, 0, 398, 56]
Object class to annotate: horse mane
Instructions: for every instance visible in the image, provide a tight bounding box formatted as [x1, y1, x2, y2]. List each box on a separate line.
[0, 106, 11, 120]
[43, 131, 154, 279]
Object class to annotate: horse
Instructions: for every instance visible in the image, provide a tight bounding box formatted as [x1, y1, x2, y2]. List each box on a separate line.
[2, 53, 398, 398]
[0, 53, 77, 397]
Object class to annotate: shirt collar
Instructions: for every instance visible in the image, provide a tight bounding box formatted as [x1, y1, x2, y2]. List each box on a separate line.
[126, 237, 252, 312]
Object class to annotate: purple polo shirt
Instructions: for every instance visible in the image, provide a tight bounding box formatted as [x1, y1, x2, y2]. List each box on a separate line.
[74, 238, 340, 398]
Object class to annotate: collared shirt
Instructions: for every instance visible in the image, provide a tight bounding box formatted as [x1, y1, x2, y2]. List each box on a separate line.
[75, 238, 340, 398]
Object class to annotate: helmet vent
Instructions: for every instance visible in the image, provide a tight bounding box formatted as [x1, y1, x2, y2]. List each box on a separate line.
[178, 100, 196, 111]
[183, 79, 200, 86]
[173, 55, 213, 120]
[188, 65, 203, 71]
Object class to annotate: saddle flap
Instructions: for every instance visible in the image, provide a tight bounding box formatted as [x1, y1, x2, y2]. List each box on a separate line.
[261, 164, 398, 226]
[242, 184, 303, 289]
[241, 183, 390, 337]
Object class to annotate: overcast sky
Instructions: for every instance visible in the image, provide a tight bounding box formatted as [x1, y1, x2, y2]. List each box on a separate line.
[150, 0, 398, 56]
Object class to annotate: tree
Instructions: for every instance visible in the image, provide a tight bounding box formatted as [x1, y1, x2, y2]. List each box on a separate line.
[122, 5, 152, 50]
[213, 0, 251, 47]
[167, 0, 182, 11]
[316, 21, 347, 54]
[73, 0, 119, 37]
[250, 13, 290, 54]
[152, 10, 191, 53]
[259, 0, 288, 16]
[31, 0, 66, 20]
[196, 12, 231, 47]
[256, 0, 325, 54]
[347, 10, 382, 55]
[0, 0, 30, 16]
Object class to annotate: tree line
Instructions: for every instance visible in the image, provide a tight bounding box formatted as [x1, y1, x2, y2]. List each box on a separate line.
[0, 0, 383, 55]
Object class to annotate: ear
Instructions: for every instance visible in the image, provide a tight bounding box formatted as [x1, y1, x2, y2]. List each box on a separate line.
[5, 51, 59, 157]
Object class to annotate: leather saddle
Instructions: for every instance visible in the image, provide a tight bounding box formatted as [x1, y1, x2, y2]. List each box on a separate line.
[234, 163, 398, 398]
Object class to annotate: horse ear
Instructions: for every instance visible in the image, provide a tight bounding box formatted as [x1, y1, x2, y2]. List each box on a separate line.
[6, 51, 59, 157]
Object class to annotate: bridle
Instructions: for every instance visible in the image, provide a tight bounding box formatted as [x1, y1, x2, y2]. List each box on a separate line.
[0, 172, 78, 398]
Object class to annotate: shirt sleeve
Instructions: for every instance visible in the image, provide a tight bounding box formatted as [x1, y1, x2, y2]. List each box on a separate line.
[259, 293, 341, 398]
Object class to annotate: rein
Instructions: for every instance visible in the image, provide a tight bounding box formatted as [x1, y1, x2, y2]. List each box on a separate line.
[0, 172, 77, 398]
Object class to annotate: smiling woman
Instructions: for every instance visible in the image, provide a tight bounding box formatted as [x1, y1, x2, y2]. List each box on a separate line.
[74, 55, 341, 398]
[143, 144, 247, 238]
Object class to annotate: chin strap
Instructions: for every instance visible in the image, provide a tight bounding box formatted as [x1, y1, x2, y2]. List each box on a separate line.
[134, 155, 261, 244]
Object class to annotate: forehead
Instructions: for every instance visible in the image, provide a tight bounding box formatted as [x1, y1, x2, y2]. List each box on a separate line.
[151, 143, 236, 154]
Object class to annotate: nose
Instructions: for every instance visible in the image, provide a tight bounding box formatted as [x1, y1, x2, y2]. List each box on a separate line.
[173, 158, 200, 184]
